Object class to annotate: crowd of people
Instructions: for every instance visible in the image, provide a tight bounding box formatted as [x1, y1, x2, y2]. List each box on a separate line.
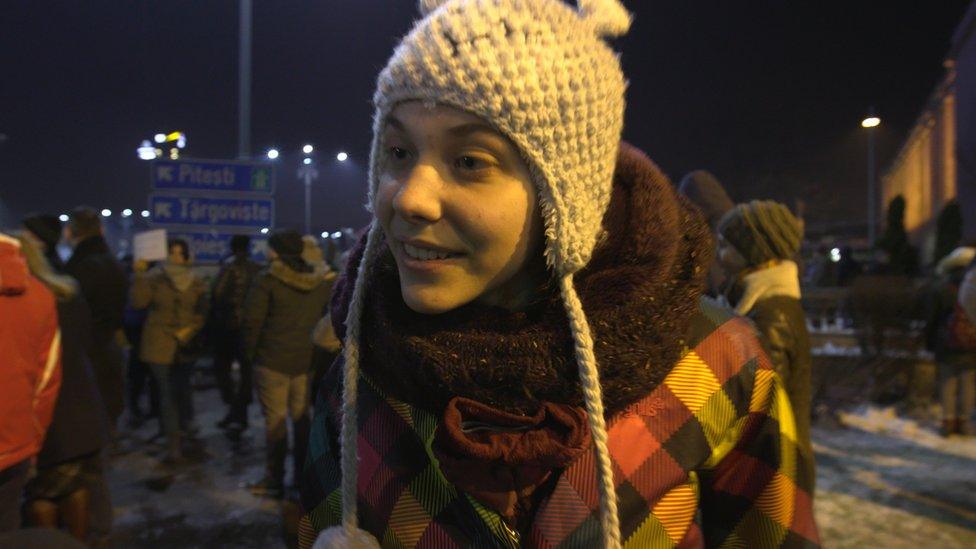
[2, 1, 976, 548]
[1, 207, 340, 547]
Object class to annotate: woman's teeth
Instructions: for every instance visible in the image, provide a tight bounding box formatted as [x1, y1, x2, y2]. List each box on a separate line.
[403, 243, 455, 261]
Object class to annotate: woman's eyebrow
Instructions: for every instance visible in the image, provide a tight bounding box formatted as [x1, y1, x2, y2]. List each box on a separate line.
[385, 116, 406, 132]
[447, 122, 498, 139]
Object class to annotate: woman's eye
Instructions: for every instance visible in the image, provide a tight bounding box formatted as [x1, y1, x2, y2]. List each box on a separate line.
[389, 146, 410, 160]
[455, 155, 485, 171]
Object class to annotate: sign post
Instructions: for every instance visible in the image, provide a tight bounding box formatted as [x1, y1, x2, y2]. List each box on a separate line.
[297, 163, 319, 235]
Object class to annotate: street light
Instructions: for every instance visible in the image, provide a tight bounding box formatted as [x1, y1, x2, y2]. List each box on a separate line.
[122, 208, 133, 218]
[101, 209, 112, 217]
[58, 214, 69, 222]
[154, 133, 167, 144]
[303, 144, 314, 154]
[303, 157, 312, 165]
[862, 108, 881, 245]
[140, 210, 150, 218]
[137, 140, 158, 160]
[260, 227, 269, 235]
[267, 148, 280, 160]
[320, 231, 329, 239]
[336, 151, 348, 162]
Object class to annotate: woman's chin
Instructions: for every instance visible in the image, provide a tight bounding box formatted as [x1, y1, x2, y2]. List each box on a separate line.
[399, 284, 470, 316]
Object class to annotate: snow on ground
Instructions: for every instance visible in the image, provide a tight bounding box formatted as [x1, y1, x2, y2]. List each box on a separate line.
[108, 388, 293, 548]
[105, 389, 976, 548]
[814, 405, 976, 549]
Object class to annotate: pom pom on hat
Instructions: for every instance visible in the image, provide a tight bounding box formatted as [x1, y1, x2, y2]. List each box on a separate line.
[311, 526, 381, 549]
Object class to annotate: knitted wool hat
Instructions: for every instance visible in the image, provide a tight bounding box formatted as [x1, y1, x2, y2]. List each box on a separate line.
[718, 200, 803, 267]
[268, 230, 304, 258]
[323, 1, 632, 548]
[22, 214, 62, 251]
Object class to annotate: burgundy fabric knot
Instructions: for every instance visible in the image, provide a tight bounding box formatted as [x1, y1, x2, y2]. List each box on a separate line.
[433, 397, 591, 526]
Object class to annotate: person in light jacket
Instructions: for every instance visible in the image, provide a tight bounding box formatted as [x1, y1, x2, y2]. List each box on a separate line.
[130, 239, 209, 464]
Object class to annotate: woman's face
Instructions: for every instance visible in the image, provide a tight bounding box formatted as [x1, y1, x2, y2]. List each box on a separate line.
[374, 102, 545, 315]
[716, 234, 747, 275]
[168, 244, 188, 266]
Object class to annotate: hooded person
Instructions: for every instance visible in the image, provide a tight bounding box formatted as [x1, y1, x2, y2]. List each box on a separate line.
[298, 2, 818, 548]
[926, 246, 976, 436]
[18, 234, 112, 542]
[242, 230, 333, 498]
[130, 238, 210, 464]
[677, 170, 734, 297]
[716, 200, 814, 484]
[0, 233, 61, 532]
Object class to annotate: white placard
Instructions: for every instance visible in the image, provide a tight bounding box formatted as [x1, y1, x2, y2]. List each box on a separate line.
[133, 229, 168, 261]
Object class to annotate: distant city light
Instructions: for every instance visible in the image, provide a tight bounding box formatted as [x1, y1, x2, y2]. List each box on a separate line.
[101, 209, 112, 217]
[320, 231, 329, 239]
[302, 144, 314, 154]
[122, 208, 133, 217]
[303, 158, 312, 165]
[140, 210, 150, 218]
[137, 140, 158, 160]
[336, 151, 348, 162]
[830, 248, 842, 263]
[267, 148, 279, 160]
[861, 117, 881, 128]
[154, 133, 166, 143]
[331, 231, 342, 239]
[260, 227, 269, 235]
[58, 214, 69, 222]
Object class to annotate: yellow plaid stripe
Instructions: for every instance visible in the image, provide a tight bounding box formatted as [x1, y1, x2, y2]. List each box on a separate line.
[665, 351, 720, 414]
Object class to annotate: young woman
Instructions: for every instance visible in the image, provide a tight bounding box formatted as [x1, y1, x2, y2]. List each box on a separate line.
[300, 1, 818, 548]
[131, 239, 209, 464]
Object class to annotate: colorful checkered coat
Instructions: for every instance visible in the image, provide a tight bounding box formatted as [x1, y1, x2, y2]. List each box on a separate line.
[299, 300, 819, 548]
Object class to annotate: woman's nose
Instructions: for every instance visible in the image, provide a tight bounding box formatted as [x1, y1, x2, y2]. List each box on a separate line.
[392, 163, 443, 224]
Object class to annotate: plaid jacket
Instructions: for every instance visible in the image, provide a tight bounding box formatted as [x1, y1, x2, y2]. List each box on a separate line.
[300, 300, 819, 548]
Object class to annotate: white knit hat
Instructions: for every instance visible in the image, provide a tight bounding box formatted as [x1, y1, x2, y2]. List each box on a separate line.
[320, 1, 632, 548]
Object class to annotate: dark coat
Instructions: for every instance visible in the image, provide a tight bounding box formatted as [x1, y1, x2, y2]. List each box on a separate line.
[749, 296, 813, 453]
[925, 267, 976, 361]
[63, 235, 128, 421]
[242, 260, 332, 376]
[211, 255, 262, 332]
[130, 266, 209, 366]
[37, 292, 110, 467]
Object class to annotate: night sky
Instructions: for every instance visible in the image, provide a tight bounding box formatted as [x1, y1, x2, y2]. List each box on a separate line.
[1, 1, 971, 236]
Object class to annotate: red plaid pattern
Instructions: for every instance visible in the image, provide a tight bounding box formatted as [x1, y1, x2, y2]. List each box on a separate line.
[300, 302, 819, 548]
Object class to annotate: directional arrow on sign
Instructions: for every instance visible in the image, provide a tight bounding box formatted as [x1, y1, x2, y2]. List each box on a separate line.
[156, 165, 175, 182]
[154, 201, 172, 219]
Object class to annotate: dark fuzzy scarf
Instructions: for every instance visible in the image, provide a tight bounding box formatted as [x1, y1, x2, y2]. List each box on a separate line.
[333, 143, 712, 417]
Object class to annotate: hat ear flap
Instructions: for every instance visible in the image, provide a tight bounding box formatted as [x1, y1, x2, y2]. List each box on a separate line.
[577, 0, 632, 37]
[418, 0, 450, 16]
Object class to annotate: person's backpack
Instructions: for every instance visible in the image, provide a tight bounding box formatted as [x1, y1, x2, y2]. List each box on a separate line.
[946, 281, 976, 351]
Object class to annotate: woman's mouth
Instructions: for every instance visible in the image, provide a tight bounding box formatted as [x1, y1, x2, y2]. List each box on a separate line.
[401, 242, 462, 262]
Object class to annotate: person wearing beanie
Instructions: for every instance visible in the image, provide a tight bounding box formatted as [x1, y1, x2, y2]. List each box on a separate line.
[243, 230, 332, 498]
[211, 234, 262, 432]
[22, 213, 65, 271]
[717, 200, 815, 487]
[300, 2, 818, 548]
[131, 239, 209, 464]
[677, 170, 734, 297]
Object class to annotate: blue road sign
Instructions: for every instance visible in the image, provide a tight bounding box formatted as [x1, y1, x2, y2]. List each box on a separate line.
[152, 158, 274, 194]
[150, 194, 274, 229]
[167, 231, 268, 263]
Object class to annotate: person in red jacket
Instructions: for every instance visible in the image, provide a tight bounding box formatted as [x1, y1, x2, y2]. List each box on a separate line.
[0, 232, 62, 532]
